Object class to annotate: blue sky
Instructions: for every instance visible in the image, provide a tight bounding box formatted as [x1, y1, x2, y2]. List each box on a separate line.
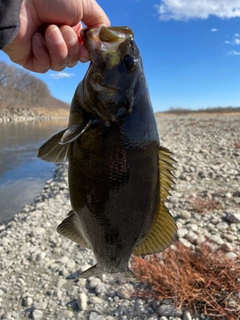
[1, 0, 240, 112]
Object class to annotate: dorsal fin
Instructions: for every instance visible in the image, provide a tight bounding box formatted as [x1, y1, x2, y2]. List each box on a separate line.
[133, 146, 177, 256]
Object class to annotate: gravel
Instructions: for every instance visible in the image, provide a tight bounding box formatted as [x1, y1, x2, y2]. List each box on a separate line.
[0, 114, 239, 319]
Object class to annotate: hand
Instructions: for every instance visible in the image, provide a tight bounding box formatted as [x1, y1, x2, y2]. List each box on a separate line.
[3, 0, 110, 73]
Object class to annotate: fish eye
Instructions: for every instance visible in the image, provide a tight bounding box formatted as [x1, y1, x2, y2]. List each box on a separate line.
[124, 55, 137, 73]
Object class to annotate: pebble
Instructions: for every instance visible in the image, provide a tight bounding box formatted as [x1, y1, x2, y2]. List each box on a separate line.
[0, 115, 239, 320]
[77, 292, 88, 311]
[32, 309, 43, 320]
[226, 212, 240, 224]
[225, 252, 238, 260]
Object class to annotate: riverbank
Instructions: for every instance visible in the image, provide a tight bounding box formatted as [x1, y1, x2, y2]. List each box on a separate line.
[0, 115, 239, 319]
[0, 108, 68, 123]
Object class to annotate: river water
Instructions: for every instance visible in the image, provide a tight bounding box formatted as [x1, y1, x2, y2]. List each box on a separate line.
[0, 119, 68, 225]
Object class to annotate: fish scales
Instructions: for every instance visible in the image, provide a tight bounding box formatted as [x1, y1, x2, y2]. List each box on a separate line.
[38, 26, 177, 277]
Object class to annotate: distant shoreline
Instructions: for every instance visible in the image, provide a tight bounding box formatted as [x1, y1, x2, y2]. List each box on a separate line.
[0, 107, 68, 123]
[157, 106, 240, 116]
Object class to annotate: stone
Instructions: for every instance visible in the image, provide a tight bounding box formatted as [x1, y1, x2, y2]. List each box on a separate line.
[57, 310, 74, 319]
[226, 212, 240, 224]
[177, 228, 188, 238]
[158, 304, 182, 317]
[225, 252, 238, 260]
[57, 278, 67, 289]
[33, 301, 47, 310]
[89, 312, 105, 320]
[221, 243, 234, 252]
[77, 292, 88, 311]
[183, 311, 192, 320]
[32, 309, 43, 320]
[179, 210, 191, 219]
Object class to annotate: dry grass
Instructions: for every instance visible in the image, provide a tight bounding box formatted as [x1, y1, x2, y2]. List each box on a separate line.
[234, 141, 240, 149]
[132, 242, 240, 319]
[190, 198, 221, 214]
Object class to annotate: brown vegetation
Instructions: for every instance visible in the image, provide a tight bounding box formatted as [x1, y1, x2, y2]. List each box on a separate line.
[0, 61, 69, 117]
[190, 197, 221, 214]
[132, 242, 240, 319]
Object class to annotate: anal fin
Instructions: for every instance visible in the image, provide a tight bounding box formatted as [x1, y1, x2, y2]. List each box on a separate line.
[57, 210, 90, 249]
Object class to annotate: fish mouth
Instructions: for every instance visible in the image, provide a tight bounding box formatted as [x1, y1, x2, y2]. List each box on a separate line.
[82, 26, 134, 54]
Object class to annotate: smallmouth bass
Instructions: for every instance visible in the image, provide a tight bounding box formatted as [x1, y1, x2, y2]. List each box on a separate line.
[38, 26, 177, 277]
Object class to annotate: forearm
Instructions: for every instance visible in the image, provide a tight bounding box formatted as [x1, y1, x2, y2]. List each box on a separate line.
[0, 0, 23, 49]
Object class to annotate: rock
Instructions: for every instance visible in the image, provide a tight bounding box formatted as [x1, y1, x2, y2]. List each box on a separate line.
[221, 243, 234, 252]
[209, 235, 224, 245]
[215, 222, 229, 230]
[31, 227, 45, 236]
[33, 301, 47, 310]
[22, 296, 33, 307]
[57, 309, 74, 319]
[116, 284, 135, 299]
[177, 228, 188, 238]
[183, 311, 192, 320]
[89, 312, 105, 320]
[225, 252, 238, 260]
[179, 210, 191, 219]
[226, 212, 240, 224]
[158, 304, 182, 317]
[32, 309, 43, 320]
[77, 292, 88, 311]
[57, 278, 67, 289]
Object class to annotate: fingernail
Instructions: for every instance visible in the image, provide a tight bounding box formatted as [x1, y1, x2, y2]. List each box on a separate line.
[79, 57, 90, 63]
[47, 27, 62, 44]
[62, 29, 76, 45]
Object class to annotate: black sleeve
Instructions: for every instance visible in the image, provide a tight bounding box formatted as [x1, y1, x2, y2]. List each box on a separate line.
[0, 0, 23, 49]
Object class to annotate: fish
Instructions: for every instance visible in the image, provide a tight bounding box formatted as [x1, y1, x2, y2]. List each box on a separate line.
[38, 26, 177, 278]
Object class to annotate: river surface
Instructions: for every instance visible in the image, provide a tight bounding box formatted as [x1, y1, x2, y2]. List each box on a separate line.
[0, 119, 68, 225]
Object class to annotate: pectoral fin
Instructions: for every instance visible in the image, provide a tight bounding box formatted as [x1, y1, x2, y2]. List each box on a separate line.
[133, 146, 177, 256]
[59, 120, 92, 145]
[37, 129, 69, 163]
[57, 210, 91, 249]
[37, 120, 92, 163]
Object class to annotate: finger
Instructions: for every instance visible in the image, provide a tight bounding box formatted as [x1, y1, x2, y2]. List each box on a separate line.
[72, 23, 90, 62]
[45, 25, 68, 71]
[81, 0, 110, 28]
[60, 26, 79, 68]
[79, 44, 90, 63]
[30, 33, 51, 73]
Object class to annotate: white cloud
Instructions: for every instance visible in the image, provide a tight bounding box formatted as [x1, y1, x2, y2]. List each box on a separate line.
[210, 28, 218, 32]
[155, 0, 240, 21]
[228, 50, 240, 55]
[225, 40, 231, 44]
[49, 72, 75, 80]
[234, 38, 240, 45]
[234, 33, 240, 37]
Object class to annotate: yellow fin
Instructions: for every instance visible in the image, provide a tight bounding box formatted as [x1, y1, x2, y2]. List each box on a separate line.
[37, 129, 69, 163]
[133, 146, 177, 256]
[57, 211, 91, 249]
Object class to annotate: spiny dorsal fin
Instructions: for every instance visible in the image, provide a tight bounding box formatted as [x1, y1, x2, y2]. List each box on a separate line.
[37, 129, 69, 163]
[57, 210, 91, 249]
[133, 146, 177, 256]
